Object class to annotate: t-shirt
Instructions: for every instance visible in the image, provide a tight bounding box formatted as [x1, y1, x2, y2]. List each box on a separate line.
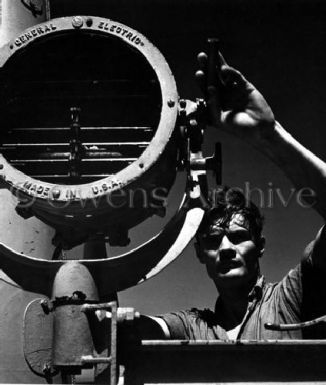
[160, 227, 326, 340]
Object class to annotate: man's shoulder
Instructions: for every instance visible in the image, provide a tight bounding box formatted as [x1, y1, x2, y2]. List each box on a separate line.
[160, 307, 216, 325]
[169, 307, 217, 327]
[187, 307, 215, 319]
[160, 307, 220, 339]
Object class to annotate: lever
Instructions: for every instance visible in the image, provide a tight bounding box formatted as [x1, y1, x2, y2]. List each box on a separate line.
[265, 314, 326, 331]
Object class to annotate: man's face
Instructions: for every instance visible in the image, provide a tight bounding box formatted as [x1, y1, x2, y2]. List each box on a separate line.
[197, 212, 263, 289]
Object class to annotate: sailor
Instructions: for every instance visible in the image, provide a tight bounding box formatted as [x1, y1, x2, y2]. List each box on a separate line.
[137, 53, 326, 340]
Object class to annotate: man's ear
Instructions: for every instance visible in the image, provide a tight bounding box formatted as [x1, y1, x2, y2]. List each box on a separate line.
[257, 236, 265, 258]
[194, 241, 205, 264]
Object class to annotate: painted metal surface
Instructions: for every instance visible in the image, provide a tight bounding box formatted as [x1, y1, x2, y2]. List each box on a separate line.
[0, 5, 206, 383]
[0, 0, 48, 46]
[0, 15, 178, 202]
[23, 298, 57, 379]
[0, 5, 60, 380]
[23, 279, 120, 382]
[0, 195, 204, 297]
[52, 263, 99, 367]
[0, 15, 179, 247]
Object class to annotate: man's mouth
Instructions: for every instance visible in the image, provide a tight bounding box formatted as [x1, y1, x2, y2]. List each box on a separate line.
[218, 260, 241, 273]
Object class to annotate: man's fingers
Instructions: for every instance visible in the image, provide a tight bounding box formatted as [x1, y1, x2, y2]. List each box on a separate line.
[218, 52, 228, 67]
[197, 52, 207, 70]
[197, 51, 228, 70]
[221, 65, 247, 86]
[195, 69, 205, 80]
[220, 66, 248, 89]
[195, 69, 206, 94]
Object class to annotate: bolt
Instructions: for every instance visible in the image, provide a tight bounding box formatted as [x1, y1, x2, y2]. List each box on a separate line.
[167, 99, 175, 108]
[179, 99, 187, 109]
[40, 299, 50, 314]
[52, 189, 60, 199]
[42, 363, 51, 375]
[72, 16, 84, 29]
[190, 119, 198, 127]
[70, 106, 81, 113]
[196, 98, 206, 110]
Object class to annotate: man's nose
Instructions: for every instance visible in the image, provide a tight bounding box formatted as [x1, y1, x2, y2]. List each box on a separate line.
[219, 235, 236, 259]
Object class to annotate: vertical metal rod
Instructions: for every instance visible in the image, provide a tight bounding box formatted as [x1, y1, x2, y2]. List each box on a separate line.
[110, 301, 117, 385]
[206, 38, 222, 123]
[69, 107, 82, 179]
[207, 38, 220, 89]
[44, 0, 51, 20]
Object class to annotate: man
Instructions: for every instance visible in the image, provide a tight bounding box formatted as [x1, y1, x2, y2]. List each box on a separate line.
[137, 52, 326, 340]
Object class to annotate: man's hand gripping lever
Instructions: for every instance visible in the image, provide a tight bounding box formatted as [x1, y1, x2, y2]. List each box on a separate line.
[195, 38, 223, 128]
[195, 39, 275, 146]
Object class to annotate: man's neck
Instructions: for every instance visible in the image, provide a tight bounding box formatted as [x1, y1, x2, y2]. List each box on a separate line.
[215, 280, 256, 330]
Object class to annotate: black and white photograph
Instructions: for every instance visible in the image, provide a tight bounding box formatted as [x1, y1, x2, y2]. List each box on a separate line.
[0, 0, 325, 383]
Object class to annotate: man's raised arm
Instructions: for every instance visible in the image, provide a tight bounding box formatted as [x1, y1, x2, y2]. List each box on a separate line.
[196, 52, 326, 269]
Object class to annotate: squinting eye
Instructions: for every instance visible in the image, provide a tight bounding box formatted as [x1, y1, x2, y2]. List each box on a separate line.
[228, 231, 250, 244]
[202, 234, 223, 246]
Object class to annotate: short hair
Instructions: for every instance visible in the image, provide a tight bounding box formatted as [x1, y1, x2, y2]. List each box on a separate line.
[197, 187, 264, 242]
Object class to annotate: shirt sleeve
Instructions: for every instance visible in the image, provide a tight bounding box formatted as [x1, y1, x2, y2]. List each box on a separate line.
[276, 262, 303, 322]
[275, 226, 326, 337]
[158, 311, 192, 339]
[303, 225, 326, 267]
